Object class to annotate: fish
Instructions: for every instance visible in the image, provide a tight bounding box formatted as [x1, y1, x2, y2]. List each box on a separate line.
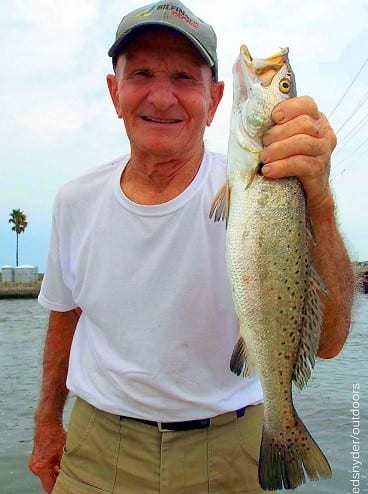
[210, 45, 332, 490]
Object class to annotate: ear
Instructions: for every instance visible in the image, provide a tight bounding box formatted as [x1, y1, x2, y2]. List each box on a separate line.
[206, 81, 224, 127]
[106, 74, 123, 118]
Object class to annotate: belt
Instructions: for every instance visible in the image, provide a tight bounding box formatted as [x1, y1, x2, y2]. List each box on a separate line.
[120, 406, 247, 432]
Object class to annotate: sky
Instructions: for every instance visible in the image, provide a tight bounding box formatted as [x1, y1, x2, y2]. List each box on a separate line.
[0, 0, 367, 271]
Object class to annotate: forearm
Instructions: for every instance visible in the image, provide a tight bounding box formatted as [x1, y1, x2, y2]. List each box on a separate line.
[308, 193, 354, 359]
[35, 308, 80, 426]
[30, 308, 80, 492]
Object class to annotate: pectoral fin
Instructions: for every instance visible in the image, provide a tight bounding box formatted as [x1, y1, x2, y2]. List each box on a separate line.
[209, 182, 230, 225]
[230, 335, 256, 378]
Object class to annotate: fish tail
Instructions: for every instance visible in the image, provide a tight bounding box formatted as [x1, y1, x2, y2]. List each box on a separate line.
[258, 410, 331, 490]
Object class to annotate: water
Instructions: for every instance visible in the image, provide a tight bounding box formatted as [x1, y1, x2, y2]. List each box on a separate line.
[0, 296, 367, 493]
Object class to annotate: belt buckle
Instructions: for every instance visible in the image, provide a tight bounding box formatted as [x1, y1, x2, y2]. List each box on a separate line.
[157, 422, 172, 432]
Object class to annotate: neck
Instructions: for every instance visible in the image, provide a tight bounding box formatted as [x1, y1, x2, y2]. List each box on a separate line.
[121, 146, 204, 205]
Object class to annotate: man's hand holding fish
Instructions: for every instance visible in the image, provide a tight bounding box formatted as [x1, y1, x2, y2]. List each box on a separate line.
[261, 96, 335, 209]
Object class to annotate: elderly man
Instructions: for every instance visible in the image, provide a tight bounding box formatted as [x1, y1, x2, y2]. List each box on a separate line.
[29, 1, 354, 493]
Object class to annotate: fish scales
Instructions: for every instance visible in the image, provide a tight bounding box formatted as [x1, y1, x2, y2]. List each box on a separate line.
[210, 46, 331, 490]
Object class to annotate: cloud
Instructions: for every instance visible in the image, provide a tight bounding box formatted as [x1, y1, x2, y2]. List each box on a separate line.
[2, 0, 98, 74]
[19, 101, 86, 143]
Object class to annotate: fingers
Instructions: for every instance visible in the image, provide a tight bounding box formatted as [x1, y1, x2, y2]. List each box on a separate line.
[271, 95, 321, 123]
[262, 134, 325, 166]
[29, 460, 58, 494]
[259, 96, 337, 211]
[262, 114, 322, 147]
[28, 424, 66, 493]
[263, 97, 336, 154]
[40, 469, 58, 494]
[261, 155, 324, 181]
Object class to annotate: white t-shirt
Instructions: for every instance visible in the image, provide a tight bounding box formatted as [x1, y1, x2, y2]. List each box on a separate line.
[39, 150, 263, 421]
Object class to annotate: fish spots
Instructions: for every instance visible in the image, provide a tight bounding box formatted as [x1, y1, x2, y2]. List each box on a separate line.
[242, 274, 250, 283]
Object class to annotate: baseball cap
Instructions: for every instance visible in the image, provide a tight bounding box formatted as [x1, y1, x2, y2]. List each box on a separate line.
[108, 0, 218, 80]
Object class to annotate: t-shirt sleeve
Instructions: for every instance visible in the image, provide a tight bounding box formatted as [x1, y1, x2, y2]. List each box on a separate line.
[38, 193, 77, 312]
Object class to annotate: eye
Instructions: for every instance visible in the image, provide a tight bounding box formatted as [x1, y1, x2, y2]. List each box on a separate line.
[279, 78, 292, 94]
[131, 69, 152, 80]
[174, 72, 194, 81]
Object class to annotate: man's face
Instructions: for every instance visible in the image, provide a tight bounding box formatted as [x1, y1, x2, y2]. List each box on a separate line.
[107, 29, 223, 162]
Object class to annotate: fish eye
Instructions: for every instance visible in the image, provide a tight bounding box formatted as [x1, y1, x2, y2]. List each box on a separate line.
[279, 78, 292, 94]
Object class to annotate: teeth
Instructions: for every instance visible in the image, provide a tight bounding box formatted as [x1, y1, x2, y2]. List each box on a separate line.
[143, 116, 180, 123]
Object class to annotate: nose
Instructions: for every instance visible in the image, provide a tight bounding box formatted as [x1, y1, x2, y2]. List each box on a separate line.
[146, 74, 178, 110]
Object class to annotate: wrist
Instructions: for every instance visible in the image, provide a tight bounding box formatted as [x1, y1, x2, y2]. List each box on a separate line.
[34, 395, 67, 427]
[307, 190, 335, 221]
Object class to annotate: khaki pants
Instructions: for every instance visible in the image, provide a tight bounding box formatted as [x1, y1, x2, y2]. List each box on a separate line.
[53, 397, 265, 494]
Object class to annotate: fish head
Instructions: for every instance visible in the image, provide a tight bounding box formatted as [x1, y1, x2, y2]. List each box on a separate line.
[233, 45, 296, 139]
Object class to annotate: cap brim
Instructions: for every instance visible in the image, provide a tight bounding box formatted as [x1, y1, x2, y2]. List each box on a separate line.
[108, 21, 214, 70]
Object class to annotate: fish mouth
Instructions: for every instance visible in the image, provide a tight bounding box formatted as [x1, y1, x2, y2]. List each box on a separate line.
[240, 45, 290, 87]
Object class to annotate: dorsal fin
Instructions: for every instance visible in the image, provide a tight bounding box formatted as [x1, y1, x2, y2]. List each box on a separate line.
[292, 264, 329, 389]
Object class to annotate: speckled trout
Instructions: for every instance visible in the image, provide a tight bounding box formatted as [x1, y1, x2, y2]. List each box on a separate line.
[210, 46, 332, 490]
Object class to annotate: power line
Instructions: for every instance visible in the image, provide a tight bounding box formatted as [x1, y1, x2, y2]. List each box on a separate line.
[331, 136, 368, 182]
[328, 57, 368, 119]
[337, 111, 368, 149]
[334, 133, 368, 169]
[335, 91, 368, 135]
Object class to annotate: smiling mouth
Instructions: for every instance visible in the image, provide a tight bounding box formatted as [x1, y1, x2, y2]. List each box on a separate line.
[141, 116, 182, 124]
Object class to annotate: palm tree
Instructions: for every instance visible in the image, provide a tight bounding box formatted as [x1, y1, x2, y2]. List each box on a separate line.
[9, 209, 28, 267]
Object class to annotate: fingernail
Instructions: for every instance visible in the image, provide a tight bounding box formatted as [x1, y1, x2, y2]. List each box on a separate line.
[262, 165, 271, 176]
[273, 110, 284, 122]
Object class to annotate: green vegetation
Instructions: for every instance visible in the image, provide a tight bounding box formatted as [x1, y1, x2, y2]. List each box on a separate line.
[8, 209, 28, 267]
